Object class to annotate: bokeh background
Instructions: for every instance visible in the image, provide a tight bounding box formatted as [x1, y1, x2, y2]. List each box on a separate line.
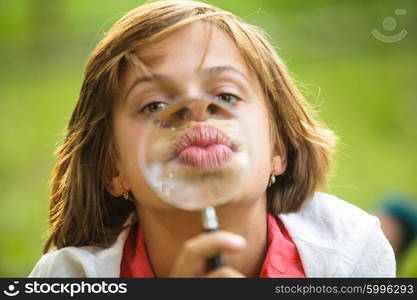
[1, 0, 416, 277]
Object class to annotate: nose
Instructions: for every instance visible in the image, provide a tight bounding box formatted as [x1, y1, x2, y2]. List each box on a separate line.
[156, 99, 234, 128]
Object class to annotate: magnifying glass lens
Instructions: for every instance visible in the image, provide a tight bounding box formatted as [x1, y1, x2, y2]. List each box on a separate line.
[138, 97, 250, 211]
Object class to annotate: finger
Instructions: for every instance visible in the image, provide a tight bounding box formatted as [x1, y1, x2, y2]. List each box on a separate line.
[169, 231, 246, 277]
[183, 231, 246, 259]
[205, 266, 246, 278]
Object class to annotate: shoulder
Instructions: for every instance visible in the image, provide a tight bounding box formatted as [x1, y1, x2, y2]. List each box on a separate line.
[306, 192, 378, 230]
[303, 192, 374, 221]
[280, 192, 396, 277]
[281, 192, 377, 243]
[29, 219, 133, 278]
[28, 246, 99, 277]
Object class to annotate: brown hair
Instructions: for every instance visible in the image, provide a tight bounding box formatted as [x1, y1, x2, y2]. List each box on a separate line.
[44, 0, 337, 253]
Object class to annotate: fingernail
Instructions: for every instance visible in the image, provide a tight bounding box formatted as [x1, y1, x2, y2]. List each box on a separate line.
[229, 235, 246, 247]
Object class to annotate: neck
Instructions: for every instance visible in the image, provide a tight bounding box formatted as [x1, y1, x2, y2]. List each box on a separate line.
[136, 196, 268, 277]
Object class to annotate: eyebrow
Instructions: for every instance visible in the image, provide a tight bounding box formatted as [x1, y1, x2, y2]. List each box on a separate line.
[124, 65, 249, 100]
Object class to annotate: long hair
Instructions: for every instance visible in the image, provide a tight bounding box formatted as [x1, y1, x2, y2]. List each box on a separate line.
[44, 0, 337, 253]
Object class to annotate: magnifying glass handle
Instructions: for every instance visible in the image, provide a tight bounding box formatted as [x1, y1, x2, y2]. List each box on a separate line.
[201, 207, 225, 271]
[204, 228, 225, 270]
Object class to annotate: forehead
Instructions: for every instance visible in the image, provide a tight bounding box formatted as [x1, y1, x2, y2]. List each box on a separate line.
[121, 21, 256, 88]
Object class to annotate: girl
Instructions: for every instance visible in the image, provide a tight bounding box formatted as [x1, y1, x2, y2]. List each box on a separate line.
[30, 0, 395, 277]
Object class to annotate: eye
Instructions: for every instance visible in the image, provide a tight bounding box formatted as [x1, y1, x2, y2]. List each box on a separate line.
[215, 93, 240, 104]
[141, 101, 167, 114]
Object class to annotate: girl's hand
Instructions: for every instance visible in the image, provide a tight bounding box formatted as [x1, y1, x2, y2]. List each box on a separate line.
[169, 230, 247, 277]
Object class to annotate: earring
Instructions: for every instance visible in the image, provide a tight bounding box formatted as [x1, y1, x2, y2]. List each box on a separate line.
[120, 183, 132, 201]
[122, 191, 130, 201]
[268, 174, 276, 187]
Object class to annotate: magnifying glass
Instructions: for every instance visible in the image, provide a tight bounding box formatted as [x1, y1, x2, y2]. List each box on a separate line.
[138, 95, 250, 271]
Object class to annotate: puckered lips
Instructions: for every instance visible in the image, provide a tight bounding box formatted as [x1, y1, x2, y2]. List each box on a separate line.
[174, 124, 235, 170]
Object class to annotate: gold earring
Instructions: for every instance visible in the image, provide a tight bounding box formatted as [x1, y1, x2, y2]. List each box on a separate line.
[120, 183, 132, 201]
[268, 174, 276, 187]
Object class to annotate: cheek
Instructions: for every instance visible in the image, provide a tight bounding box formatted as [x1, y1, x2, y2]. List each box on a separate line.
[115, 116, 168, 173]
[229, 106, 271, 204]
[115, 121, 140, 171]
[238, 101, 272, 192]
[241, 103, 272, 169]
[114, 120, 148, 190]
[114, 118, 179, 210]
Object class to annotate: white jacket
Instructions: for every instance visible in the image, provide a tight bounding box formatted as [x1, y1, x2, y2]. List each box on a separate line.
[29, 192, 396, 277]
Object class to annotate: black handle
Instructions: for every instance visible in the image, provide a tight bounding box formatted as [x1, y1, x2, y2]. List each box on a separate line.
[202, 207, 224, 271]
[207, 253, 225, 270]
[204, 228, 225, 271]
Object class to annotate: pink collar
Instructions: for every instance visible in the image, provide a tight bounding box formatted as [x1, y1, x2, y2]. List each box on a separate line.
[120, 214, 305, 278]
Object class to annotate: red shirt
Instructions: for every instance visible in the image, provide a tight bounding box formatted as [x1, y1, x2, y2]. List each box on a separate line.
[120, 214, 305, 278]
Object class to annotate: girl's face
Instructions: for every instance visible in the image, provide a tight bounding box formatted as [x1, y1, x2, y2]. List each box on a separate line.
[109, 22, 285, 211]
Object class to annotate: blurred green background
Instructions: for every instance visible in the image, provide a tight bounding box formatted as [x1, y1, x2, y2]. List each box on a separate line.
[1, 0, 416, 277]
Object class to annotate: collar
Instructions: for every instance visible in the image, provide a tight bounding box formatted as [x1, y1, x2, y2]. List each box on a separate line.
[120, 213, 305, 278]
[259, 214, 305, 277]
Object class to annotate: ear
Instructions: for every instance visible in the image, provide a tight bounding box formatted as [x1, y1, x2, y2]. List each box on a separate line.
[270, 139, 287, 176]
[104, 172, 131, 197]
